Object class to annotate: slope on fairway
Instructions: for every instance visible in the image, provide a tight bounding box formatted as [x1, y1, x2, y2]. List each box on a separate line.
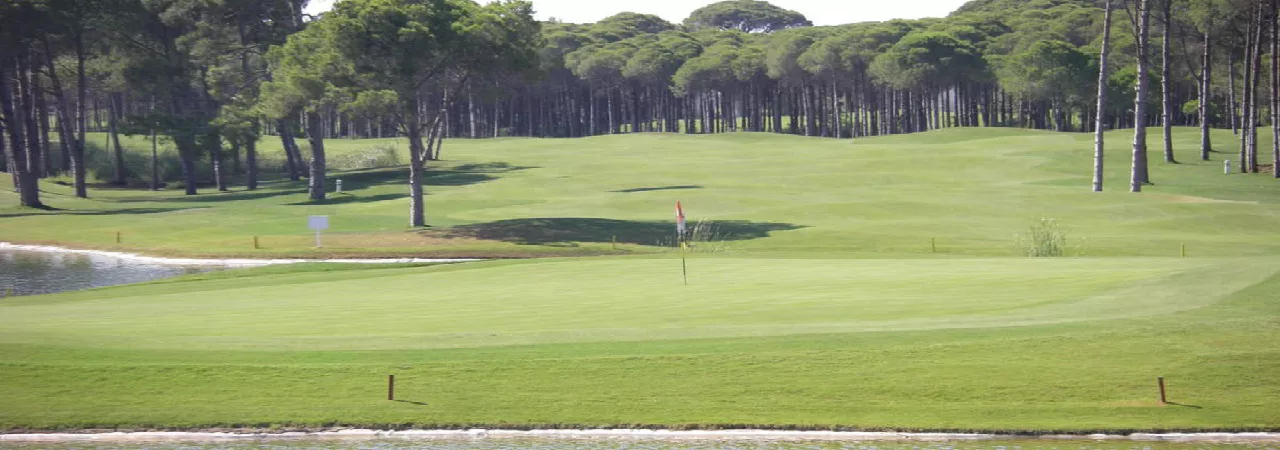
[1, 128, 1277, 258]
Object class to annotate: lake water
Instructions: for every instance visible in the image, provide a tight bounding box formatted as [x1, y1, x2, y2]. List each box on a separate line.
[0, 438, 1274, 450]
[0, 248, 219, 297]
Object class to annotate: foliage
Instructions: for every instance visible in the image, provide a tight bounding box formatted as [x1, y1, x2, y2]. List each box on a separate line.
[870, 31, 985, 91]
[683, 0, 812, 33]
[995, 39, 1092, 107]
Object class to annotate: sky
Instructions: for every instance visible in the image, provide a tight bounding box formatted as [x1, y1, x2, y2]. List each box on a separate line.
[302, 0, 974, 26]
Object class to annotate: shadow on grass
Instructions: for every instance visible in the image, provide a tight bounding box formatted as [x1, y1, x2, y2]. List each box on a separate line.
[0, 206, 203, 218]
[451, 162, 538, 173]
[331, 166, 518, 191]
[393, 400, 430, 406]
[286, 193, 406, 206]
[1166, 402, 1203, 409]
[431, 218, 803, 246]
[106, 163, 526, 204]
[611, 185, 702, 193]
[112, 188, 310, 204]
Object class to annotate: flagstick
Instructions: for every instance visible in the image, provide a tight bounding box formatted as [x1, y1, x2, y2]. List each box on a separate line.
[680, 238, 689, 286]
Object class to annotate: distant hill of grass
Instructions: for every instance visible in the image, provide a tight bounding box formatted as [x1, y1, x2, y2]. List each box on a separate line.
[2, 127, 1277, 258]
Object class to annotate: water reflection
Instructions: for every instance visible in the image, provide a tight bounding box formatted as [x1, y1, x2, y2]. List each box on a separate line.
[0, 249, 219, 297]
[0, 438, 1274, 450]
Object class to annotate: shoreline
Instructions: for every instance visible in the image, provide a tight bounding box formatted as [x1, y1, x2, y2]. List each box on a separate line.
[2, 429, 1279, 443]
[0, 242, 482, 266]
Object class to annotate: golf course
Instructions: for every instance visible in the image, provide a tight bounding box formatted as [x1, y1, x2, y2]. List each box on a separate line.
[1, 127, 1278, 432]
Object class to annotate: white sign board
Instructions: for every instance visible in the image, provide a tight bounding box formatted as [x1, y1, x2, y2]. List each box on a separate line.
[309, 216, 329, 248]
[308, 216, 330, 231]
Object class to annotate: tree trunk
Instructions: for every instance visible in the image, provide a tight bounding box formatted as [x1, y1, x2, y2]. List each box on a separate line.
[1160, 0, 1175, 163]
[72, 34, 87, 198]
[151, 126, 160, 191]
[1241, 9, 1259, 174]
[207, 131, 227, 192]
[42, 37, 79, 196]
[2, 55, 42, 207]
[21, 55, 41, 178]
[468, 86, 476, 138]
[1094, 0, 1114, 192]
[608, 87, 617, 134]
[306, 111, 326, 201]
[278, 119, 302, 181]
[1272, 0, 1279, 178]
[1200, 29, 1213, 161]
[179, 149, 198, 195]
[32, 59, 51, 177]
[109, 93, 127, 185]
[1246, 5, 1264, 173]
[407, 100, 427, 228]
[1228, 52, 1239, 136]
[245, 137, 258, 190]
[1131, 0, 1152, 192]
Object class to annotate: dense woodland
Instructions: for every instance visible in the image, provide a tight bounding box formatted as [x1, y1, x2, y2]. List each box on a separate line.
[1, 0, 1278, 225]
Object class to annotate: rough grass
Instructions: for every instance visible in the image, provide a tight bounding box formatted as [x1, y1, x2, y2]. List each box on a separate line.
[0, 127, 1278, 432]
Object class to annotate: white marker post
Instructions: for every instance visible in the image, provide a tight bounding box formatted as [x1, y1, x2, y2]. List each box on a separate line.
[1224, 160, 1231, 175]
[309, 215, 330, 248]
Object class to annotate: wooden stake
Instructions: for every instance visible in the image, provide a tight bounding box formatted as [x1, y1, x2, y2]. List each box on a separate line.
[1181, 243, 1186, 258]
[116, 231, 121, 244]
[1158, 376, 1167, 405]
[254, 236, 260, 250]
[611, 235, 617, 250]
[931, 237, 937, 253]
[388, 375, 395, 401]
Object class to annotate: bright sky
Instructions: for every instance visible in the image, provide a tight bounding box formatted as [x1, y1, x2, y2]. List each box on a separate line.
[303, 0, 974, 26]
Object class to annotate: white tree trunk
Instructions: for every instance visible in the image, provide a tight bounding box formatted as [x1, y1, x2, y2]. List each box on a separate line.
[1093, 0, 1114, 192]
[1160, 0, 1174, 163]
[1131, 0, 1151, 192]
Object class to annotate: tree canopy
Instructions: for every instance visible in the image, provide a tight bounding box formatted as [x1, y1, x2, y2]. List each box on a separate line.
[683, 0, 812, 33]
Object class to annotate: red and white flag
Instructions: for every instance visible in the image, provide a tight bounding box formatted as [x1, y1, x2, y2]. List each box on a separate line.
[675, 201, 687, 236]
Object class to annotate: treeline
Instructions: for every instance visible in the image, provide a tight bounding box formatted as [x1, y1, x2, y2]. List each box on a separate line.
[2, 0, 1278, 223]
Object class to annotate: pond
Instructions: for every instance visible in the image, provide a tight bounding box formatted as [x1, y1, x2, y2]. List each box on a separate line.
[0, 247, 221, 297]
[0, 438, 1274, 450]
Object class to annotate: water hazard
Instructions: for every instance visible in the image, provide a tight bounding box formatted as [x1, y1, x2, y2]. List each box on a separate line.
[0, 438, 1274, 450]
[0, 247, 219, 297]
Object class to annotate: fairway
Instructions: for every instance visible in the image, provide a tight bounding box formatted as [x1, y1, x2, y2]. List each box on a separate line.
[1, 128, 1279, 432]
[2, 128, 1278, 258]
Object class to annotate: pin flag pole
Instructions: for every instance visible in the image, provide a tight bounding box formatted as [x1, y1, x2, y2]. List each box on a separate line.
[677, 201, 688, 286]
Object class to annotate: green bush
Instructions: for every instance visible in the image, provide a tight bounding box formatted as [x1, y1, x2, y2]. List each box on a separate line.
[1021, 218, 1067, 257]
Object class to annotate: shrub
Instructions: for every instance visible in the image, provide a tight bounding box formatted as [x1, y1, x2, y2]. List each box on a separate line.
[1021, 218, 1067, 257]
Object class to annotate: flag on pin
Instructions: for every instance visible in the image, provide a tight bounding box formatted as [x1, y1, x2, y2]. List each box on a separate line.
[675, 201, 687, 237]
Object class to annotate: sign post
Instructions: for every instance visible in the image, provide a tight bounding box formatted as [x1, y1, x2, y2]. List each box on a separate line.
[676, 201, 687, 286]
[308, 215, 329, 248]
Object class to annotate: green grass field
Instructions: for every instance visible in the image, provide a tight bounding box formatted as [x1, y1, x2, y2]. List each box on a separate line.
[0, 127, 1278, 431]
